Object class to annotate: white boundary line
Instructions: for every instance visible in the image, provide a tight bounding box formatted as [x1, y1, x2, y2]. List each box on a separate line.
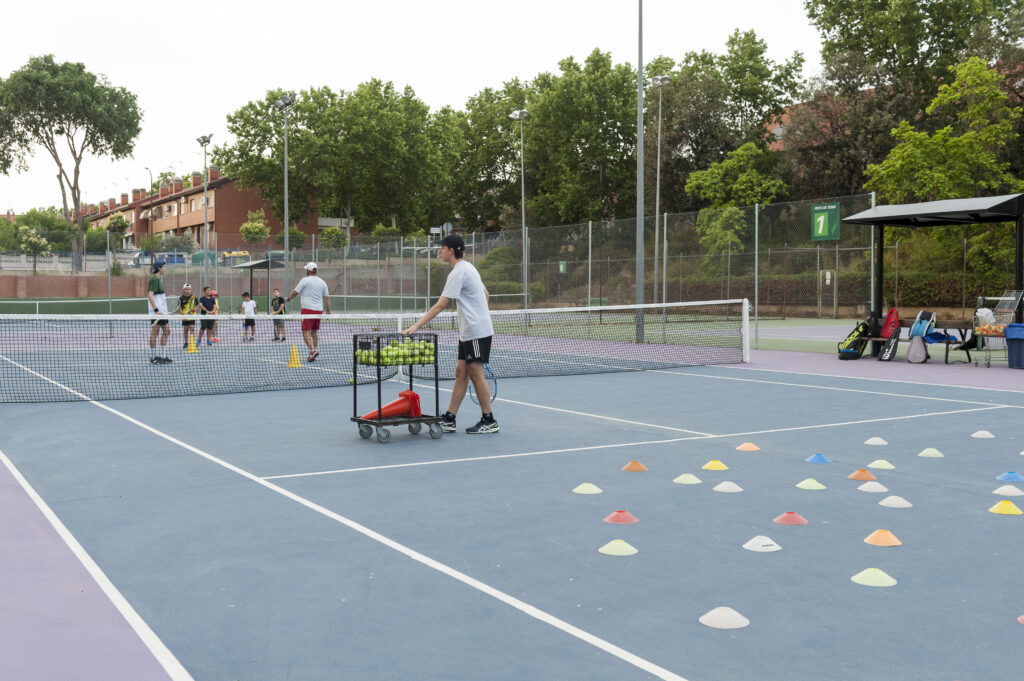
[0, 353, 689, 681]
[0, 446, 195, 681]
[268, 404, 1008, 479]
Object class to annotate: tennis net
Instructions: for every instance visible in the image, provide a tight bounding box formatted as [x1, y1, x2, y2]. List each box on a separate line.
[0, 300, 748, 402]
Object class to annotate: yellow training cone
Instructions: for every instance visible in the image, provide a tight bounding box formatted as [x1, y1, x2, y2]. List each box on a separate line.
[918, 447, 944, 458]
[736, 442, 760, 451]
[186, 335, 198, 353]
[288, 344, 301, 368]
[702, 459, 728, 471]
[850, 568, 897, 587]
[989, 500, 1023, 515]
[598, 539, 638, 556]
[864, 529, 902, 546]
[673, 473, 702, 485]
[867, 459, 894, 469]
[795, 478, 826, 490]
[572, 483, 602, 495]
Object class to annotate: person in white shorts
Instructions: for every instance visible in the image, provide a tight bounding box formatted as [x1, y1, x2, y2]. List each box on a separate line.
[403, 234, 498, 434]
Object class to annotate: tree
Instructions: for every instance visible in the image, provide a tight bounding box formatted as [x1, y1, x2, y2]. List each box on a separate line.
[686, 142, 788, 268]
[319, 226, 348, 262]
[239, 208, 271, 249]
[106, 214, 130, 250]
[274, 227, 306, 250]
[0, 56, 142, 270]
[865, 57, 1024, 279]
[18, 226, 50, 274]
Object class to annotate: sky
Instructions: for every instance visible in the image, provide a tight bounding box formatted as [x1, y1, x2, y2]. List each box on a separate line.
[0, 0, 823, 215]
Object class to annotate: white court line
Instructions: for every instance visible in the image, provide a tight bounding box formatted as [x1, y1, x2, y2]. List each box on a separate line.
[715, 362, 1024, 395]
[649, 369, 1019, 407]
[0, 353, 689, 681]
[0, 446, 195, 681]
[268, 404, 1007, 479]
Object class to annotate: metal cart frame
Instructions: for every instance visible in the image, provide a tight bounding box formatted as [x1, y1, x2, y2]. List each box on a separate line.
[974, 290, 1023, 367]
[351, 332, 442, 443]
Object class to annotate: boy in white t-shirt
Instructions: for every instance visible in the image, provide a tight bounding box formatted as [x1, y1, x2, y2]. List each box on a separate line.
[240, 291, 257, 342]
[403, 235, 498, 434]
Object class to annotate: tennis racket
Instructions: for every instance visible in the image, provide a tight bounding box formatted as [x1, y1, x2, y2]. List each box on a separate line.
[469, 363, 497, 405]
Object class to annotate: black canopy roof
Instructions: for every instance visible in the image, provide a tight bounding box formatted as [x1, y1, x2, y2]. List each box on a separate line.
[843, 194, 1023, 322]
[844, 194, 1024, 227]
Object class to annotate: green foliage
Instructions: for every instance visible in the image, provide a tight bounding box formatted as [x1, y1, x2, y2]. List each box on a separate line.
[18, 225, 50, 273]
[0, 221, 15, 250]
[239, 208, 270, 247]
[274, 227, 306, 249]
[866, 58, 1023, 204]
[0, 55, 142, 269]
[139, 233, 191, 252]
[108, 260, 124, 276]
[319, 226, 348, 249]
[370, 223, 401, 243]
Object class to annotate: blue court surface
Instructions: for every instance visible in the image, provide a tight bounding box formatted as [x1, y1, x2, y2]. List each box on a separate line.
[1, 351, 1023, 681]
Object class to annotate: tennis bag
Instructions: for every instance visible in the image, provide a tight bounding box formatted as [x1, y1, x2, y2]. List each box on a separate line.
[907, 310, 936, 364]
[877, 308, 901, 361]
[837, 317, 874, 360]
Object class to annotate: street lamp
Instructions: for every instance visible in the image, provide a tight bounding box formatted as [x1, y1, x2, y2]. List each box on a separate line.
[275, 92, 296, 294]
[509, 109, 529, 309]
[648, 75, 671, 304]
[196, 134, 213, 288]
[144, 166, 154, 259]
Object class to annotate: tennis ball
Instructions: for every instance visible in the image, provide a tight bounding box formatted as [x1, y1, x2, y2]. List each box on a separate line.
[349, 378, 354, 384]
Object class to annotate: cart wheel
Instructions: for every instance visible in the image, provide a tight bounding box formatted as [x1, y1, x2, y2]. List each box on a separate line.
[428, 423, 443, 439]
[408, 422, 422, 435]
[376, 428, 391, 443]
[358, 424, 373, 439]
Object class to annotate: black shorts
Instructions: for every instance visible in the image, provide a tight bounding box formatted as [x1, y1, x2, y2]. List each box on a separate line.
[150, 319, 168, 327]
[200, 319, 214, 330]
[457, 336, 491, 364]
[244, 319, 256, 328]
[182, 320, 195, 327]
[273, 318, 285, 327]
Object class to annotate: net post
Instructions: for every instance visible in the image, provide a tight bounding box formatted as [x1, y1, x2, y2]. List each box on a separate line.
[742, 298, 750, 363]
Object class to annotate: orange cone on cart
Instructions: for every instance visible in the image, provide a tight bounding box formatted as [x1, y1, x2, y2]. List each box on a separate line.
[361, 390, 422, 420]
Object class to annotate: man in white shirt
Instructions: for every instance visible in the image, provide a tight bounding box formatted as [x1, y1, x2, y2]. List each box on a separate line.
[286, 262, 331, 362]
[403, 235, 498, 434]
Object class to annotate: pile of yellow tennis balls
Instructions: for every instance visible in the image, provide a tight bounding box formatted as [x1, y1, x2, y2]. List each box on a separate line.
[357, 338, 435, 365]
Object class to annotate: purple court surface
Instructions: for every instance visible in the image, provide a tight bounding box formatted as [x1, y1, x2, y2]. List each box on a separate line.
[1, 347, 1022, 681]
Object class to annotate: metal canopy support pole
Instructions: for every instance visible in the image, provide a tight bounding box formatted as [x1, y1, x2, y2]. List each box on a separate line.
[1017, 215, 1023, 322]
[873, 224, 884, 319]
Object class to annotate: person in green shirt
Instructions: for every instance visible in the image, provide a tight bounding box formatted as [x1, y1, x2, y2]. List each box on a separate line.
[147, 261, 173, 364]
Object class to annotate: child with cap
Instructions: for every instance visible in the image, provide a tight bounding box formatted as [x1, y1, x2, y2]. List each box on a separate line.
[197, 286, 216, 345]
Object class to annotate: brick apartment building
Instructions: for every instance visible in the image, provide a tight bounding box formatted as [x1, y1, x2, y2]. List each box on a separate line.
[81, 166, 317, 253]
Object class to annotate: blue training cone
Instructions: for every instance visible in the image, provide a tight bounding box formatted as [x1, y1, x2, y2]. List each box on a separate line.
[806, 453, 832, 463]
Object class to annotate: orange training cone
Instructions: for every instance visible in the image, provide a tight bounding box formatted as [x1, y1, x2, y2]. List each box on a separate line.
[848, 468, 877, 481]
[622, 461, 648, 472]
[361, 390, 421, 420]
[864, 529, 902, 546]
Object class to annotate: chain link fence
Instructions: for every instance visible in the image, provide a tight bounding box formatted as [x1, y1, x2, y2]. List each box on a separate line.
[4, 192, 1017, 323]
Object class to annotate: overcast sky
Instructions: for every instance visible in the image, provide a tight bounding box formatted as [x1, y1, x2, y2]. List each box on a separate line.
[0, 0, 822, 215]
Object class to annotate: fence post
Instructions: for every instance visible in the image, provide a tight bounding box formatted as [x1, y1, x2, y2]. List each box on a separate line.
[754, 203, 759, 349]
[376, 242, 381, 313]
[587, 221, 592, 306]
[106, 230, 112, 314]
[662, 213, 668, 305]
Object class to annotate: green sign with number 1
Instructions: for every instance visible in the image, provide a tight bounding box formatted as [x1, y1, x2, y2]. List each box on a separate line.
[812, 203, 840, 241]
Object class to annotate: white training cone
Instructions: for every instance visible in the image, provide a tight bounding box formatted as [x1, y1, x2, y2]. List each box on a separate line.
[993, 485, 1024, 496]
[918, 447, 944, 458]
[865, 437, 888, 446]
[971, 430, 995, 439]
[879, 495, 913, 508]
[713, 481, 743, 493]
[699, 606, 750, 629]
[858, 481, 889, 493]
[742, 535, 781, 552]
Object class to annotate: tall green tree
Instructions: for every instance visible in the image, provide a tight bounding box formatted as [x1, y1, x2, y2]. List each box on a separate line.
[0, 55, 142, 270]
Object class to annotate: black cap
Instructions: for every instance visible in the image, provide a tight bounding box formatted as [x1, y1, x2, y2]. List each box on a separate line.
[440, 234, 464, 255]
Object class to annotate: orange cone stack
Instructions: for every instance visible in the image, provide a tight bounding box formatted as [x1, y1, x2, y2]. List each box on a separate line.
[361, 390, 421, 420]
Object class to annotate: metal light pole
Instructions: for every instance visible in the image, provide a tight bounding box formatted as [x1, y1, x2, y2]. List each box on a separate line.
[196, 134, 213, 288]
[509, 109, 529, 309]
[275, 92, 296, 293]
[636, 0, 645, 341]
[649, 75, 671, 304]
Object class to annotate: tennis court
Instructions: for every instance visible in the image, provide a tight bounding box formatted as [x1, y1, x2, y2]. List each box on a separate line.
[1, 312, 1022, 681]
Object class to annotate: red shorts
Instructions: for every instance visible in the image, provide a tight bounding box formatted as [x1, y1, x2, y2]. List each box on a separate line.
[300, 308, 322, 331]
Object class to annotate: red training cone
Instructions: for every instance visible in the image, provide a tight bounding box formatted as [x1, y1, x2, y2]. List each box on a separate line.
[773, 511, 809, 525]
[361, 390, 421, 420]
